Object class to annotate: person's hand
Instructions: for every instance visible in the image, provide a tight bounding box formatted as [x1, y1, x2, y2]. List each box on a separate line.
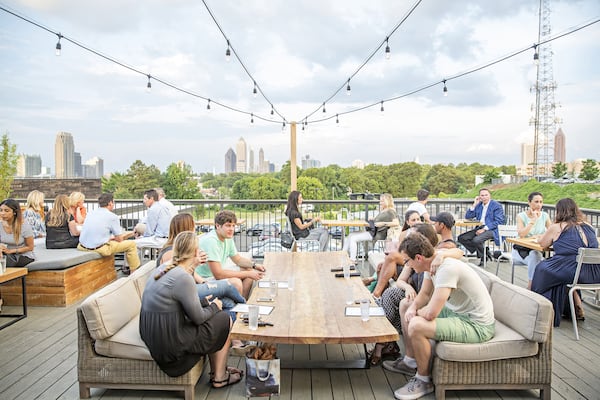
[476, 228, 485, 235]
[211, 297, 223, 310]
[430, 253, 445, 275]
[404, 286, 417, 301]
[314, 216, 321, 222]
[196, 250, 208, 265]
[473, 196, 480, 207]
[254, 264, 266, 272]
[249, 269, 265, 280]
[405, 303, 417, 323]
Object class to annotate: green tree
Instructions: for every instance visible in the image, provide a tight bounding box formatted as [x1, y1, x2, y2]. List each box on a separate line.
[483, 168, 501, 184]
[162, 163, 201, 199]
[297, 176, 325, 200]
[125, 160, 162, 198]
[231, 176, 255, 200]
[0, 132, 18, 199]
[578, 159, 600, 181]
[552, 162, 568, 178]
[101, 172, 127, 196]
[424, 164, 465, 195]
[248, 176, 287, 200]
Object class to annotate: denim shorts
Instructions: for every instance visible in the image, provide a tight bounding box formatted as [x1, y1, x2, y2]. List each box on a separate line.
[434, 306, 495, 343]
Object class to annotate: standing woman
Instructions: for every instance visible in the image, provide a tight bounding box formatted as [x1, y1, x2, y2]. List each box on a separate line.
[285, 190, 329, 251]
[0, 199, 35, 266]
[342, 193, 399, 263]
[140, 231, 242, 387]
[514, 191, 551, 289]
[69, 191, 87, 225]
[23, 190, 46, 238]
[531, 198, 600, 326]
[45, 194, 80, 249]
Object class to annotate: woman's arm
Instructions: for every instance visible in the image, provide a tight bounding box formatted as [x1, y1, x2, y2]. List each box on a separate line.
[538, 223, 560, 249]
[294, 217, 312, 230]
[68, 218, 80, 236]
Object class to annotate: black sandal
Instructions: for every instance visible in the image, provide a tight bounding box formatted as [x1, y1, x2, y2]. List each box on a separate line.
[209, 366, 244, 381]
[211, 370, 242, 389]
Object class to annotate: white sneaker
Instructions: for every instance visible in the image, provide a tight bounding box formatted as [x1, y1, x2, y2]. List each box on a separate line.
[394, 377, 434, 400]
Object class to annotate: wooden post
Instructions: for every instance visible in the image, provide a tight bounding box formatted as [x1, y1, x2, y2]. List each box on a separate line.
[290, 121, 297, 191]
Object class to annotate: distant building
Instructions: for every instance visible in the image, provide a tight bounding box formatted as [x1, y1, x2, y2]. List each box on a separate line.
[258, 148, 265, 173]
[74, 152, 82, 177]
[554, 127, 566, 163]
[16, 154, 42, 177]
[224, 148, 236, 173]
[83, 156, 104, 178]
[301, 154, 320, 169]
[236, 137, 247, 173]
[55, 131, 75, 178]
[249, 147, 255, 173]
[517, 142, 535, 176]
[351, 159, 365, 169]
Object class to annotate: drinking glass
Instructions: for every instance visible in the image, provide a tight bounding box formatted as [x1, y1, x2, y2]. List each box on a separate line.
[345, 284, 354, 305]
[0, 256, 6, 274]
[360, 298, 370, 321]
[248, 305, 259, 331]
[287, 275, 295, 291]
[342, 257, 350, 279]
[269, 279, 278, 299]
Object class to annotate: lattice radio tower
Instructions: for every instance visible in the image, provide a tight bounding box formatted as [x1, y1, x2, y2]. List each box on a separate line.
[530, 0, 561, 177]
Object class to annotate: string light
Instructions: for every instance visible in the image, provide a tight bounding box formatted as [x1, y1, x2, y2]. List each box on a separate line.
[55, 33, 62, 56]
[442, 79, 448, 96]
[146, 74, 151, 93]
[533, 44, 539, 65]
[270, 105, 274, 115]
[322, 103, 326, 113]
[282, 120, 286, 131]
[385, 37, 390, 60]
[336, 114, 339, 124]
[250, 113, 254, 123]
[253, 81, 257, 97]
[225, 40, 231, 62]
[380, 101, 384, 112]
[346, 80, 351, 96]
[206, 99, 211, 110]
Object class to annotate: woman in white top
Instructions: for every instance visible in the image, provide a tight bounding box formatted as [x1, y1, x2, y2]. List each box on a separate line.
[514, 191, 551, 289]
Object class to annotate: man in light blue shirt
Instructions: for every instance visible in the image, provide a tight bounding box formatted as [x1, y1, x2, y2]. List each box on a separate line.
[135, 189, 171, 249]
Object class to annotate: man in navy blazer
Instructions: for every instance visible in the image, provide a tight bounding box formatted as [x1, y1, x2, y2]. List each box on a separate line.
[458, 188, 505, 266]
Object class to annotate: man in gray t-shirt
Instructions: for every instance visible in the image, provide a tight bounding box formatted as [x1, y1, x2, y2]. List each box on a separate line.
[386, 233, 495, 400]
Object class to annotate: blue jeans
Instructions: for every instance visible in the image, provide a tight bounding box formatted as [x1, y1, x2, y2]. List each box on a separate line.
[197, 279, 245, 320]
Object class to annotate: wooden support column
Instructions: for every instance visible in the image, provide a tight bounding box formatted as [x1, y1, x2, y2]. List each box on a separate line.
[290, 121, 297, 191]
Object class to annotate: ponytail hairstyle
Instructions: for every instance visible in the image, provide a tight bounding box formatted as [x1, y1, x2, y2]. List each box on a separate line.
[155, 231, 198, 280]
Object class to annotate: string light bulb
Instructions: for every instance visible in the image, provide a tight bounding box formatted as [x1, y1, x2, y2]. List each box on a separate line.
[282, 121, 286, 131]
[346, 80, 351, 96]
[55, 33, 62, 56]
[533, 44, 539, 65]
[270, 105, 274, 116]
[250, 113, 254, 124]
[252, 81, 257, 98]
[442, 79, 448, 97]
[146, 74, 152, 93]
[336, 114, 339, 124]
[225, 40, 231, 62]
[322, 103, 326, 113]
[380, 101, 384, 112]
[206, 99, 211, 111]
[385, 37, 391, 60]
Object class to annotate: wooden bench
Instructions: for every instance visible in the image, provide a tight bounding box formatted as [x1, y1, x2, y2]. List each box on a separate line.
[2, 244, 116, 307]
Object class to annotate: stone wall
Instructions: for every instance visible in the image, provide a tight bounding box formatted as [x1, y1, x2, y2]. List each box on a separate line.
[10, 178, 102, 200]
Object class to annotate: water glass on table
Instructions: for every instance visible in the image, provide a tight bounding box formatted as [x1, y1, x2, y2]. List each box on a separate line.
[360, 298, 370, 321]
[248, 305, 259, 331]
[0, 256, 6, 274]
[269, 279, 278, 299]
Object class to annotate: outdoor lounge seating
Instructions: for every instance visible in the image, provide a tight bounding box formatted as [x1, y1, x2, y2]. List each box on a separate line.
[77, 260, 205, 400]
[432, 264, 553, 400]
[1, 243, 115, 307]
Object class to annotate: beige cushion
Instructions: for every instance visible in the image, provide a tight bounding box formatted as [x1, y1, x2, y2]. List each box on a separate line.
[491, 280, 553, 343]
[80, 278, 141, 340]
[94, 315, 153, 361]
[130, 260, 157, 298]
[468, 262, 501, 292]
[436, 320, 539, 362]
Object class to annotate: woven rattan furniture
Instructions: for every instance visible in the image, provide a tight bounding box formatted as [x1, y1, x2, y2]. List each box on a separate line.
[77, 261, 205, 399]
[432, 264, 553, 400]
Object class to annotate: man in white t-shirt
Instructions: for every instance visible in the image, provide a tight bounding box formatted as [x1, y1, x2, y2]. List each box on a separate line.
[406, 189, 431, 223]
[384, 233, 495, 400]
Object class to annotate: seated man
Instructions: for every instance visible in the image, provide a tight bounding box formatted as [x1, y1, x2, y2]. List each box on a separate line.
[458, 187, 505, 266]
[196, 210, 266, 299]
[431, 211, 456, 249]
[134, 189, 171, 249]
[384, 233, 495, 400]
[78, 193, 140, 273]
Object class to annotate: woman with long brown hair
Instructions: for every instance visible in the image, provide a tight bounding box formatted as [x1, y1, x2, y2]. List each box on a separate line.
[0, 198, 35, 266]
[45, 194, 80, 249]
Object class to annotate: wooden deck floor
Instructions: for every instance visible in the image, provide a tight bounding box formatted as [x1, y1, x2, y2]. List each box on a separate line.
[0, 260, 599, 400]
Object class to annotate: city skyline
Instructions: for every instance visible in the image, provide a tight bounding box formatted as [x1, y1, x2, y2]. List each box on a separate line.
[1, 1, 599, 174]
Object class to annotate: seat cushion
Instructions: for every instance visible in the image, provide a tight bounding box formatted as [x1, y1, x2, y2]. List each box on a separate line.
[130, 260, 157, 297]
[468, 262, 501, 292]
[94, 315, 153, 361]
[435, 320, 539, 362]
[80, 278, 141, 340]
[27, 243, 102, 271]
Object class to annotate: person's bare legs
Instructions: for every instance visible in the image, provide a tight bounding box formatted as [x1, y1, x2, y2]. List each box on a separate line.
[399, 297, 414, 357]
[242, 277, 254, 299]
[407, 317, 436, 376]
[209, 319, 241, 386]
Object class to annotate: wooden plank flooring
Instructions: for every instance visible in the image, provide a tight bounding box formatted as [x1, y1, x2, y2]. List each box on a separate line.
[1, 260, 599, 400]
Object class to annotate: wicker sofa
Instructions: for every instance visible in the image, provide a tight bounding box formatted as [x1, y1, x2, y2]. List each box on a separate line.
[77, 261, 205, 400]
[432, 264, 553, 400]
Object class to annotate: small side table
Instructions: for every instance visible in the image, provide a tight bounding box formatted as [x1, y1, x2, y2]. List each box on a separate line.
[0, 267, 28, 330]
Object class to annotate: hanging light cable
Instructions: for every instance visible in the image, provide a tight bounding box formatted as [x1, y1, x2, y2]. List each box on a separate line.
[55, 33, 62, 56]
[225, 40, 231, 62]
[385, 37, 391, 60]
[146, 74, 152, 93]
[442, 79, 448, 96]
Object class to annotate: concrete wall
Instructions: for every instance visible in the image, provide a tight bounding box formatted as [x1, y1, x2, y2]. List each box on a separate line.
[10, 178, 102, 200]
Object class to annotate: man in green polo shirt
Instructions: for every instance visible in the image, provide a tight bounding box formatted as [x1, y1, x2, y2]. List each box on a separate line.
[196, 210, 266, 299]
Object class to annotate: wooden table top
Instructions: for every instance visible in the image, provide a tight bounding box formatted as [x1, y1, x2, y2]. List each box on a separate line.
[195, 218, 246, 226]
[506, 237, 547, 252]
[454, 219, 481, 227]
[320, 219, 369, 227]
[0, 267, 28, 284]
[231, 251, 399, 345]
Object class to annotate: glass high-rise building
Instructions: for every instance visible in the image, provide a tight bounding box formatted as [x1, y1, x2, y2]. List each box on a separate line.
[55, 131, 75, 178]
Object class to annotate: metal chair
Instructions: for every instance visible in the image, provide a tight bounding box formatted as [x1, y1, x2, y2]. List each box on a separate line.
[495, 224, 519, 283]
[285, 215, 320, 252]
[568, 247, 600, 340]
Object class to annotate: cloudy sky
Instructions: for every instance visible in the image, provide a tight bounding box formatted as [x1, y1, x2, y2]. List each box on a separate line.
[0, 0, 599, 175]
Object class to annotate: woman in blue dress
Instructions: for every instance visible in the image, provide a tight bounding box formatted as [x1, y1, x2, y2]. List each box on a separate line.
[531, 198, 600, 326]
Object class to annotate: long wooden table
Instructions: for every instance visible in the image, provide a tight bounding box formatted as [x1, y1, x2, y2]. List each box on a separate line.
[231, 251, 399, 368]
[0, 267, 28, 330]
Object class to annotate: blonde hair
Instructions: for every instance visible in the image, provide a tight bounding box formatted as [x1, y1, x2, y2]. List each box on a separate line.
[155, 231, 198, 280]
[47, 195, 71, 227]
[69, 192, 85, 207]
[26, 190, 45, 212]
[380, 193, 394, 210]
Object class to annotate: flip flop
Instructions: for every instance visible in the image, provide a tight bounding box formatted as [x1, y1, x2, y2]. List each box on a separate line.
[209, 366, 244, 381]
[212, 371, 242, 389]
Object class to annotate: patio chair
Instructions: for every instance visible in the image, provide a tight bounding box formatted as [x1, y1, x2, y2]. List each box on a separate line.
[495, 224, 519, 283]
[568, 247, 600, 340]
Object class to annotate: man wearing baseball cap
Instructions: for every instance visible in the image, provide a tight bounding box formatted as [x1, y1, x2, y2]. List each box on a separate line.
[430, 212, 456, 249]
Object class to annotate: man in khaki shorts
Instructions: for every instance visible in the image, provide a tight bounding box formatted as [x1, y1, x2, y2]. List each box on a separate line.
[384, 233, 495, 400]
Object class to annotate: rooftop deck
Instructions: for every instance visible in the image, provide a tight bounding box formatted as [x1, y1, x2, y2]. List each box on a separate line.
[1, 257, 599, 400]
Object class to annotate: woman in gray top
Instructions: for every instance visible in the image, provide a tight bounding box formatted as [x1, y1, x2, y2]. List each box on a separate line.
[140, 231, 242, 388]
